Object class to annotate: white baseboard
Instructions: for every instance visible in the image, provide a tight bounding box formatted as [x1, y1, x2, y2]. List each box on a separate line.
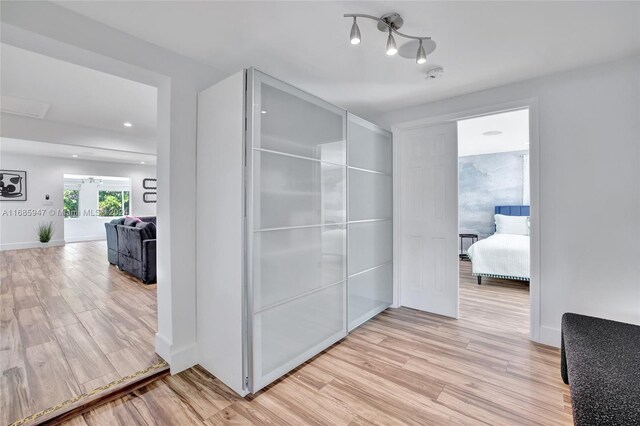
[155, 333, 197, 374]
[539, 325, 561, 348]
[65, 235, 106, 243]
[0, 239, 65, 251]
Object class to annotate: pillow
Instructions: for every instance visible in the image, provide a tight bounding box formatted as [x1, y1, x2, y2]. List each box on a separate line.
[135, 221, 156, 240]
[495, 214, 529, 235]
[110, 217, 125, 225]
[124, 216, 141, 227]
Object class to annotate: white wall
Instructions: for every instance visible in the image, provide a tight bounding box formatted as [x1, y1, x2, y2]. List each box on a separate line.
[376, 55, 640, 346]
[0, 152, 156, 249]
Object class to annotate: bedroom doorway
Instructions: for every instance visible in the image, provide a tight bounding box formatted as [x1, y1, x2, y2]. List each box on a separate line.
[457, 108, 531, 333]
[394, 98, 540, 341]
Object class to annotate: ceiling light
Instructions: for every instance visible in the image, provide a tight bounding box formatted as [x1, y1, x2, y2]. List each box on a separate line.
[123, 122, 133, 127]
[261, 110, 267, 114]
[416, 39, 427, 64]
[140, 161, 146, 164]
[483, 130, 503, 136]
[72, 154, 78, 158]
[344, 12, 435, 66]
[386, 29, 397, 56]
[350, 17, 361, 45]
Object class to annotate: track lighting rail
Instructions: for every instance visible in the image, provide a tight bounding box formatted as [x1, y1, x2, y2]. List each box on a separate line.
[343, 13, 431, 41]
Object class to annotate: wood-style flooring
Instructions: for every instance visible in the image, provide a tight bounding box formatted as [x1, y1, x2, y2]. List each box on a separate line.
[0, 241, 161, 426]
[61, 260, 572, 425]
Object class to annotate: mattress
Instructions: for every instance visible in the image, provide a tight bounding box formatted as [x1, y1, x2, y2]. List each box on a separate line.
[467, 234, 530, 280]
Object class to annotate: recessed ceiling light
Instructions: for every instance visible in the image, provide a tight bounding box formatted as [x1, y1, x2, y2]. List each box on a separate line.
[140, 161, 145, 164]
[72, 154, 78, 158]
[123, 122, 133, 127]
[261, 110, 267, 114]
[483, 130, 503, 136]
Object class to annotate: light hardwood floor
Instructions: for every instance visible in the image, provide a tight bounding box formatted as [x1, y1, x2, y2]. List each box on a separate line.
[1, 241, 161, 426]
[61, 260, 572, 425]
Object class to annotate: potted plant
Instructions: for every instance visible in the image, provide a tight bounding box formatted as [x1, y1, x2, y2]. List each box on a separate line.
[37, 222, 55, 247]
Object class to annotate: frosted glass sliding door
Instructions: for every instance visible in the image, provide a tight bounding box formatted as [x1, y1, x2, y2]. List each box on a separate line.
[248, 70, 347, 391]
[347, 114, 393, 331]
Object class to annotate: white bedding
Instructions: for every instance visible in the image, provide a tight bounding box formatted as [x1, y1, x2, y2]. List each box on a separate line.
[467, 234, 530, 280]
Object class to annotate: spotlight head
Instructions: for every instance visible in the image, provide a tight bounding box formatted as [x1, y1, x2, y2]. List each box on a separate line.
[386, 30, 397, 56]
[350, 17, 361, 45]
[416, 39, 427, 64]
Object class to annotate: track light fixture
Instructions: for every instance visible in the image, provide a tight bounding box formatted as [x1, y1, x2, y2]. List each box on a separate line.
[350, 17, 361, 45]
[344, 12, 435, 65]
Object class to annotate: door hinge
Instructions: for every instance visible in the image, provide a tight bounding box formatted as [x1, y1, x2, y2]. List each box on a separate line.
[244, 376, 249, 388]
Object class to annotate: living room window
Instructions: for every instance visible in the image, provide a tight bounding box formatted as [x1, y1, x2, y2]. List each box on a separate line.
[63, 187, 80, 218]
[98, 190, 130, 216]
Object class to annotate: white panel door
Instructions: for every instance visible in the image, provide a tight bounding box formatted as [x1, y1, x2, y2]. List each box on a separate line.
[397, 122, 458, 318]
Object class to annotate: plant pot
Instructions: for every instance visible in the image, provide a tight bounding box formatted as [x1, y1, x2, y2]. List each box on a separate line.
[40, 242, 50, 248]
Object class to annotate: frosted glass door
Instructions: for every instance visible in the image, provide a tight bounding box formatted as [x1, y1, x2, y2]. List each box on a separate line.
[347, 114, 393, 330]
[249, 70, 347, 392]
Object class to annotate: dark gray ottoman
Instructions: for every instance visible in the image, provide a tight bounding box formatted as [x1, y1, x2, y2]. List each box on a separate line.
[561, 313, 640, 425]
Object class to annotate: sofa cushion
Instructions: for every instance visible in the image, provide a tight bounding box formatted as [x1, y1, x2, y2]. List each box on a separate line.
[139, 216, 157, 225]
[124, 216, 141, 227]
[561, 313, 640, 425]
[110, 217, 126, 225]
[135, 221, 156, 240]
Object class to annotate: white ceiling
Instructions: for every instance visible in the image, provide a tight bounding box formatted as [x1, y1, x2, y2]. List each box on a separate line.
[458, 109, 529, 157]
[1, 43, 157, 140]
[55, 1, 640, 119]
[1, 138, 156, 165]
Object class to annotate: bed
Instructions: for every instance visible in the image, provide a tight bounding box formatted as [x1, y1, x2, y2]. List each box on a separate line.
[467, 205, 530, 285]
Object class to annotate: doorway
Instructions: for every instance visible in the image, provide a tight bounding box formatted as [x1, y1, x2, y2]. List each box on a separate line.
[457, 109, 531, 333]
[393, 99, 540, 341]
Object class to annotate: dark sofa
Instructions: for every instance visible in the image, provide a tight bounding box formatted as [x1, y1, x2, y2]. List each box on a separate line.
[105, 216, 157, 284]
[561, 313, 640, 425]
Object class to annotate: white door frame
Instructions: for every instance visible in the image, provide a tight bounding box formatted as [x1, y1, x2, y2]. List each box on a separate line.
[392, 97, 541, 343]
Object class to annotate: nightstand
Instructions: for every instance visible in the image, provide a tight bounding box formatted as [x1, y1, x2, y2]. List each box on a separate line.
[459, 233, 478, 261]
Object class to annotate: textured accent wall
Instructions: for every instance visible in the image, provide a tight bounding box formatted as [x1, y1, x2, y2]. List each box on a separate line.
[458, 150, 528, 239]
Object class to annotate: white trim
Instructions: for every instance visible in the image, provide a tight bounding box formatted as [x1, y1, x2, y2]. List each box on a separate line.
[539, 325, 561, 347]
[391, 97, 542, 343]
[65, 235, 106, 243]
[155, 333, 198, 374]
[0, 239, 65, 251]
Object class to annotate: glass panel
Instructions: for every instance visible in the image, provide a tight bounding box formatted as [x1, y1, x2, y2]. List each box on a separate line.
[348, 220, 393, 275]
[253, 150, 346, 229]
[257, 82, 345, 164]
[348, 118, 392, 173]
[255, 282, 345, 380]
[348, 263, 393, 330]
[348, 170, 392, 221]
[253, 225, 346, 310]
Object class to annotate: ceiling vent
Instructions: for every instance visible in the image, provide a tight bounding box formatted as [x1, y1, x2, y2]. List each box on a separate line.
[1, 95, 50, 119]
